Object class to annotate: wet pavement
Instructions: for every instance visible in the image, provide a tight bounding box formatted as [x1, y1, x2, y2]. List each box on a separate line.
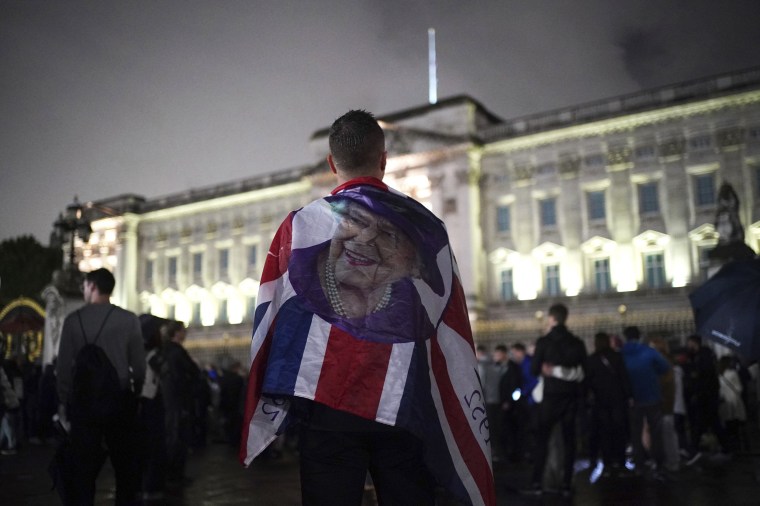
[3, 439, 760, 505]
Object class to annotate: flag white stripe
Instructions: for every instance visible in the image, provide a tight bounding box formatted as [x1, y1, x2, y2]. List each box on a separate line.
[243, 396, 291, 466]
[437, 321, 492, 469]
[376, 342, 415, 425]
[427, 328, 487, 506]
[291, 200, 336, 249]
[250, 272, 295, 359]
[294, 315, 331, 399]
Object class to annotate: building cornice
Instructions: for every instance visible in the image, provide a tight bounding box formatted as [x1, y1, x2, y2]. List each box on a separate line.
[483, 89, 760, 154]
[138, 179, 312, 222]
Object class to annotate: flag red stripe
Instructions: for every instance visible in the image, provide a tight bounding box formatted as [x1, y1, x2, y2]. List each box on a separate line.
[260, 213, 294, 284]
[430, 334, 496, 505]
[442, 274, 475, 351]
[314, 326, 393, 420]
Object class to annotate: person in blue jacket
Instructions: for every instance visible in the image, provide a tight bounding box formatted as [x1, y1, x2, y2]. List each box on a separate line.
[620, 326, 671, 477]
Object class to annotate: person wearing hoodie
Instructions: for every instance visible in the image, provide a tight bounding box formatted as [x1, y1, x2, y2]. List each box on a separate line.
[621, 326, 671, 478]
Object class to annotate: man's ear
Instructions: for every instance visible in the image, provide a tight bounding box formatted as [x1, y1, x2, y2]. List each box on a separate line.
[327, 154, 338, 174]
[380, 151, 387, 173]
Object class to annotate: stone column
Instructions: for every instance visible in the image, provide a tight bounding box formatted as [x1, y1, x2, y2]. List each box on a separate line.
[659, 138, 691, 285]
[606, 147, 636, 290]
[559, 156, 582, 293]
[511, 163, 537, 299]
[116, 213, 140, 312]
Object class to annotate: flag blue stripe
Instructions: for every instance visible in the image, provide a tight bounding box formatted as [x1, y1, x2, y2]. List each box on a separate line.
[261, 298, 316, 395]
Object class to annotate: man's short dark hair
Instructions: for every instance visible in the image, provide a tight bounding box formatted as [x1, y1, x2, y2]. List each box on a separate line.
[687, 334, 702, 346]
[494, 344, 508, 353]
[548, 303, 568, 325]
[85, 268, 115, 295]
[623, 326, 641, 341]
[510, 342, 526, 353]
[328, 109, 385, 174]
[594, 332, 611, 351]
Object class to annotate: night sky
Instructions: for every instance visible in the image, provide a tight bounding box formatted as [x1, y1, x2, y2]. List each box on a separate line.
[2, 1, 760, 244]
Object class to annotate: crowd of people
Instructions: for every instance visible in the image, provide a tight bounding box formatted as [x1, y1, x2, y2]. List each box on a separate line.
[477, 303, 758, 497]
[0, 271, 248, 504]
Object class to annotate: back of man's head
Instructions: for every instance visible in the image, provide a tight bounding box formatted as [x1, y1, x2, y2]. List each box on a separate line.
[85, 268, 115, 295]
[328, 110, 385, 175]
[548, 303, 568, 326]
[623, 326, 641, 341]
[687, 334, 702, 348]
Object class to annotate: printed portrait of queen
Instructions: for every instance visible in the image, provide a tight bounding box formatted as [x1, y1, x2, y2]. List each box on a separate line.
[320, 199, 420, 319]
[288, 193, 443, 344]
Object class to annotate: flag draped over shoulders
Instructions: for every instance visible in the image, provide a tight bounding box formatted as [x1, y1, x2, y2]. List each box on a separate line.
[240, 181, 495, 505]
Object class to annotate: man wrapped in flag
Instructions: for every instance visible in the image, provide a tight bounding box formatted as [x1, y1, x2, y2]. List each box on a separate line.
[240, 110, 495, 505]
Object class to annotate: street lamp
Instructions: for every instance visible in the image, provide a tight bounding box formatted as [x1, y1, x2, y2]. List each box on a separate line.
[52, 196, 92, 296]
[618, 304, 628, 332]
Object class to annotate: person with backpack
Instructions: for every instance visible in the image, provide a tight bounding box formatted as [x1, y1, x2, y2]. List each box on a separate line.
[55, 268, 146, 505]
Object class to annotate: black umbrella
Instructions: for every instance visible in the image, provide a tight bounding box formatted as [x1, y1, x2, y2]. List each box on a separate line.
[689, 258, 760, 359]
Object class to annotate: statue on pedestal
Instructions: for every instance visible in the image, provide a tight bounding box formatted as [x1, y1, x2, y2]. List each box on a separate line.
[709, 183, 756, 265]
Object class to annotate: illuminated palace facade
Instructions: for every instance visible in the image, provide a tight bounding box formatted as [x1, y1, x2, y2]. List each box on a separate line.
[67, 67, 760, 358]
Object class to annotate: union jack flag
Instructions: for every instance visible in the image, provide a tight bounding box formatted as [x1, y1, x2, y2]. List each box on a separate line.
[240, 179, 495, 505]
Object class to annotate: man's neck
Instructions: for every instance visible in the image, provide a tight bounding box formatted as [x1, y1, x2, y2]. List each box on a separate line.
[89, 295, 111, 305]
[331, 176, 387, 194]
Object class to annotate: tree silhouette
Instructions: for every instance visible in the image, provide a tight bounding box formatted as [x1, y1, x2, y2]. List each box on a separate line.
[0, 235, 62, 307]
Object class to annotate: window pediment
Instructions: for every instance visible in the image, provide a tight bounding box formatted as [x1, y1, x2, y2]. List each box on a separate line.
[633, 230, 670, 251]
[532, 242, 566, 261]
[581, 236, 617, 256]
[688, 223, 718, 243]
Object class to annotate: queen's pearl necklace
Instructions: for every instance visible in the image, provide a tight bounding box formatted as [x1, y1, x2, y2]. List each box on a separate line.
[324, 260, 391, 317]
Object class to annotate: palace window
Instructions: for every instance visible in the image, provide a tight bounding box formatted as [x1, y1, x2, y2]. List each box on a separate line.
[496, 205, 511, 233]
[500, 269, 514, 301]
[698, 246, 713, 283]
[192, 252, 203, 283]
[247, 295, 258, 322]
[594, 258, 611, 293]
[689, 134, 712, 151]
[218, 300, 228, 324]
[638, 182, 660, 214]
[694, 173, 716, 207]
[219, 248, 230, 279]
[545, 264, 560, 296]
[634, 145, 656, 161]
[585, 154, 605, 167]
[644, 253, 665, 288]
[587, 190, 606, 221]
[167, 257, 178, 286]
[190, 301, 201, 326]
[145, 259, 154, 285]
[540, 198, 557, 227]
[247, 245, 258, 272]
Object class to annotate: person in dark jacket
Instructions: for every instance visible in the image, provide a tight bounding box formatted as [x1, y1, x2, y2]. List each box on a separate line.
[527, 304, 587, 497]
[621, 326, 670, 476]
[160, 320, 200, 486]
[499, 344, 525, 462]
[684, 334, 727, 462]
[218, 361, 245, 446]
[138, 314, 170, 500]
[585, 332, 632, 476]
